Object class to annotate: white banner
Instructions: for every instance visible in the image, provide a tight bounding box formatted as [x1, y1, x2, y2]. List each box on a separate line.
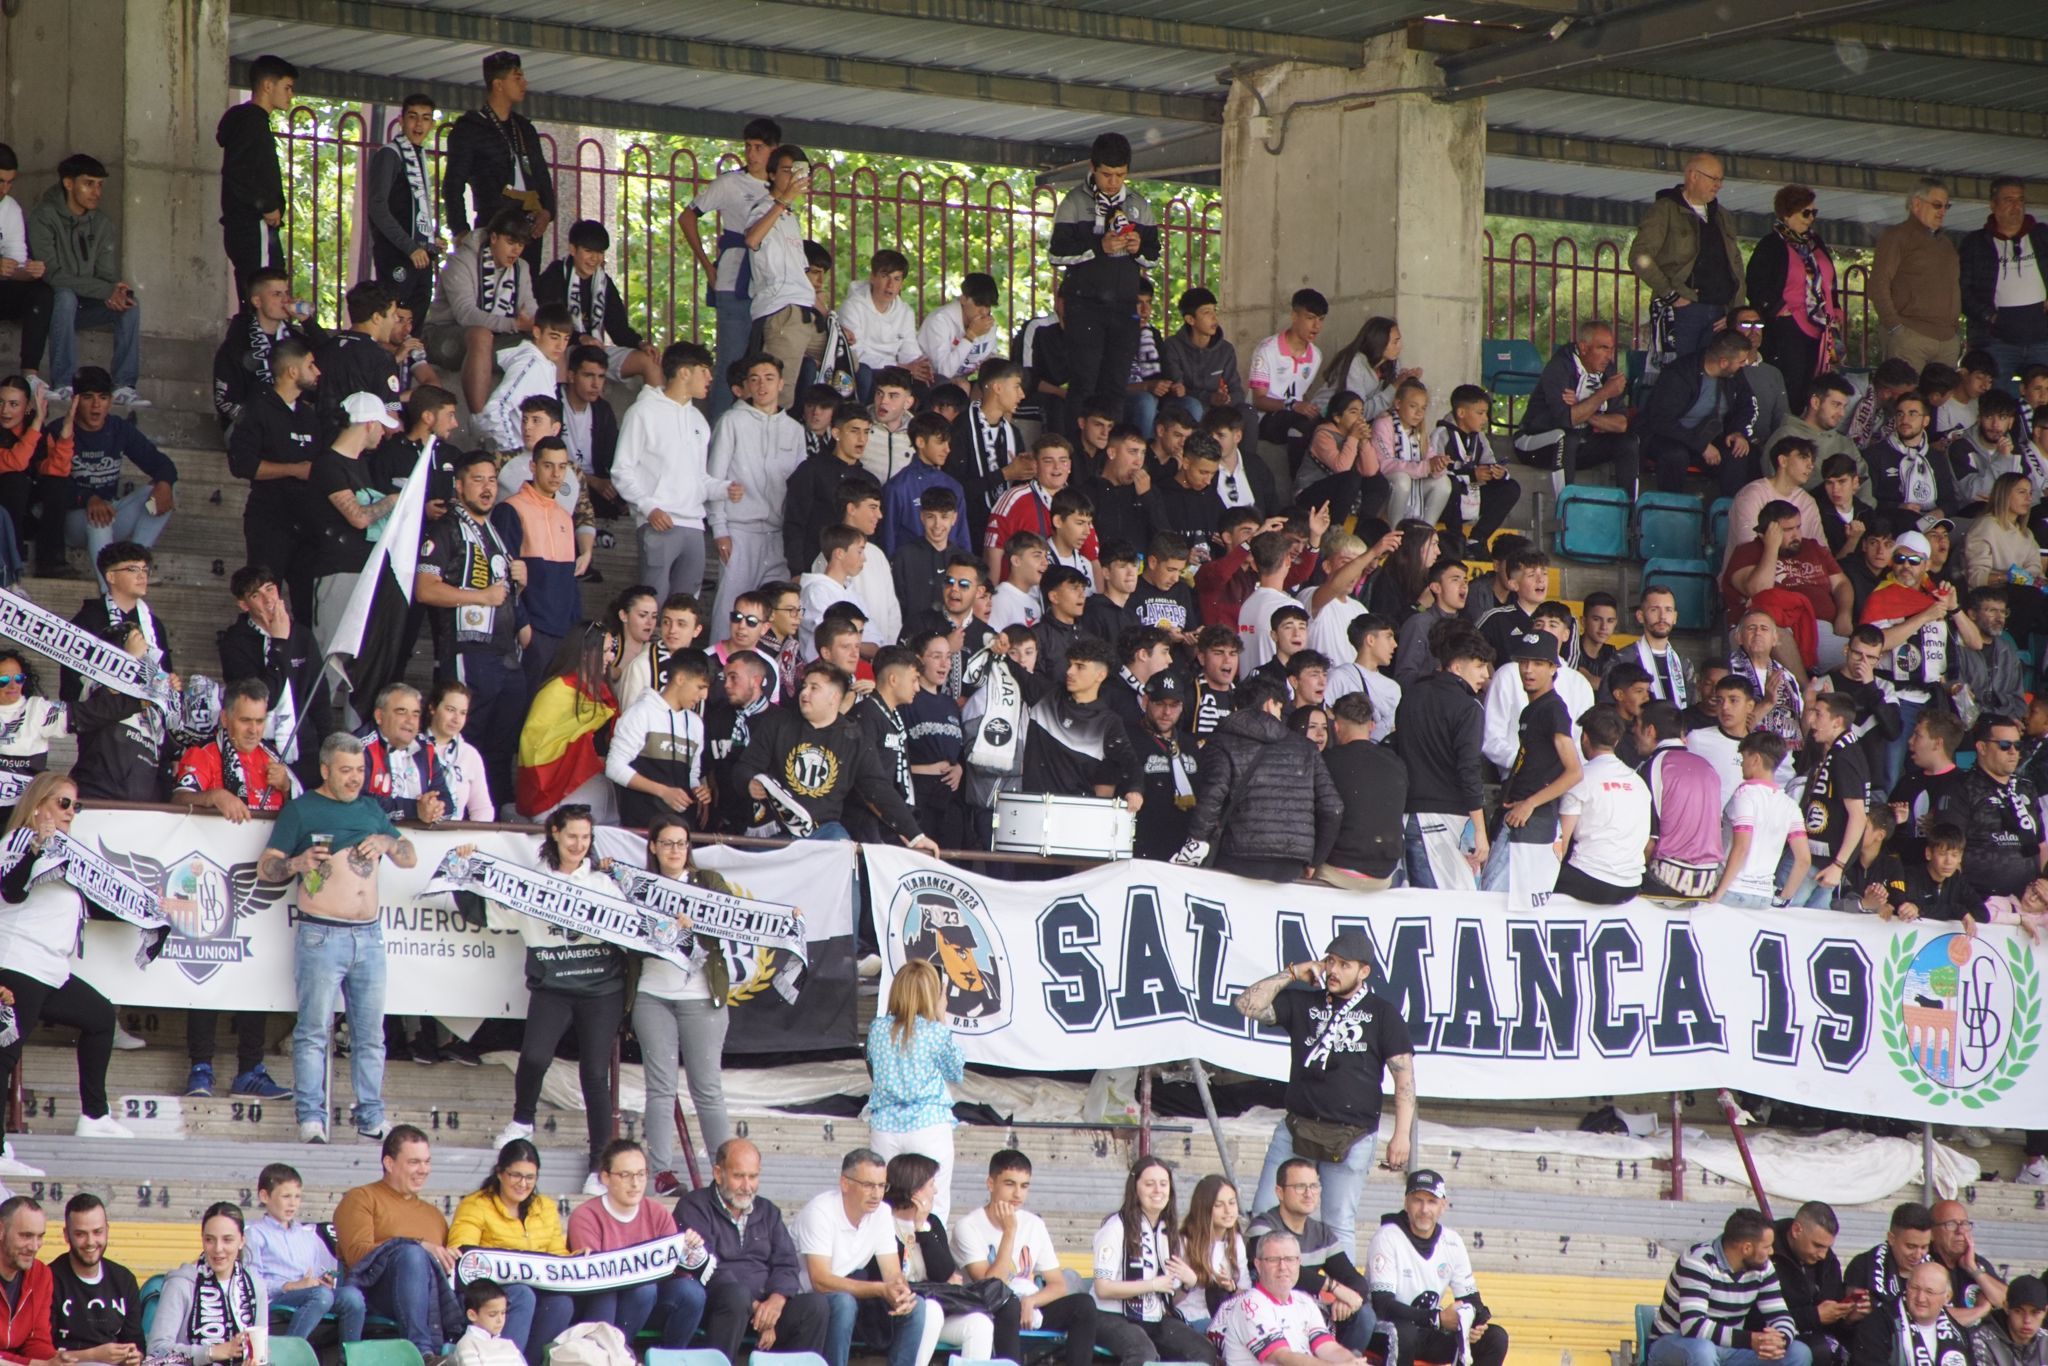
[864, 849, 2048, 1127]
[71, 810, 857, 1045]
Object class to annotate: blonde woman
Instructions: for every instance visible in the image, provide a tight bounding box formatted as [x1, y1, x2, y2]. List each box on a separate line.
[1964, 473, 2044, 588]
[0, 772, 133, 1163]
[866, 960, 964, 1220]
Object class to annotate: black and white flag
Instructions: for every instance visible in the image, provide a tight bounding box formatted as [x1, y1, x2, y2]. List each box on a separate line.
[323, 441, 432, 700]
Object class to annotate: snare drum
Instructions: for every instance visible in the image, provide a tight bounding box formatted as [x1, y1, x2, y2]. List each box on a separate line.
[992, 792, 1136, 860]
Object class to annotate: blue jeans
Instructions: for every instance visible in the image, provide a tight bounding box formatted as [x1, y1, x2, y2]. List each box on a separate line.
[1668, 301, 1726, 359]
[823, 1290, 858, 1366]
[1983, 339, 2048, 396]
[1125, 389, 1160, 437]
[1884, 697, 1927, 795]
[272, 1283, 367, 1342]
[359, 1241, 449, 1357]
[48, 288, 141, 389]
[809, 822, 853, 841]
[291, 920, 387, 1128]
[884, 1298, 932, 1366]
[501, 1285, 576, 1358]
[1648, 1333, 1814, 1366]
[576, 1275, 707, 1349]
[67, 483, 173, 587]
[708, 291, 754, 421]
[1255, 1122, 1382, 1265]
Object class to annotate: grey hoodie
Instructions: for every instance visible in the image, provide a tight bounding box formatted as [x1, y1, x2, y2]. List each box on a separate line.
[1983, 1315, 2048, 1366]
[1160, 324, 1247, 409]
[25, 181, 121, 301]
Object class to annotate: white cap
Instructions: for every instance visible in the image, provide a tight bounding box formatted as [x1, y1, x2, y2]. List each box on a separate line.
[1892, 530, 1932, 559]
[342, 392, 401, 429]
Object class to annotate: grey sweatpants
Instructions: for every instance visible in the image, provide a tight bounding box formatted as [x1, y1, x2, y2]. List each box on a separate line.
[630, 993, 731, 1177]
[637, 522, 708, 601]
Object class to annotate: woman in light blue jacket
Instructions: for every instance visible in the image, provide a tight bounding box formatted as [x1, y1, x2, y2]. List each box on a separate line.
[866, 959, 965, 1222]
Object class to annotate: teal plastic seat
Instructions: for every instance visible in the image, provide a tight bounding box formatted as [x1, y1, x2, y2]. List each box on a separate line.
[1635, 491, 1706, 560]
[1642, 557, 1718, 630]
[1553, 485, 1631, 562]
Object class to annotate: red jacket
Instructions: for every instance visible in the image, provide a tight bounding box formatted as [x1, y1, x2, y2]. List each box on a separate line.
[1194, 542, 1319, 629]
[0, 1257, 56, 1363]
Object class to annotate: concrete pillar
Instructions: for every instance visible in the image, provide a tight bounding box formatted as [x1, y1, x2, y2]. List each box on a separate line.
[2, 0, 231, 349]
[1219, 33, 1484, 426]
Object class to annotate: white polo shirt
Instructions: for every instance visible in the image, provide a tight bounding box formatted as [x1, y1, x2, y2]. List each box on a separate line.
[792, 1189, 898, 1289]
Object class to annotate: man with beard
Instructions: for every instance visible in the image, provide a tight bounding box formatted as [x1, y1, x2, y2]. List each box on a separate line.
[1771, 1202, 1869, 1366]
[1364, 1171, 1505, 1366]
[47, 1194, 143, 1365]
[1791, 694, 1870, 909]
[1845, 1202, 1936, 1364]
[1130, 672, 1198, 862]
[675, 1138, 847, 1362]
[704, 651, 775, 834]
[1650, 1208, 1809, 1366]
[1629, 585, 1697, 710]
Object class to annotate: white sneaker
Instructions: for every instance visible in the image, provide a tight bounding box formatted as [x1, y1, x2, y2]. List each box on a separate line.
[74, 1113, 135, 1139]
[582, 1171, 606, 1197]
[2017, 1156, 2048, 1186]
[300, 1119, 329, 1144]
[493, 1119, 535, 1148]
[112, 1022, 147, 1050]
[110, 385, 153, 408]
[46, 385, 72, 403]
[0, 1142, 44, 1177]
[857, 953, 883, 979]
[1953, 1126, 1993, 1151]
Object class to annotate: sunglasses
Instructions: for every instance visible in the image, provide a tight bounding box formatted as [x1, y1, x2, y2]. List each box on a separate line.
[945, 576, 977, 588]
[1987, 739, 2022, 752]
[730, 612, 763, 627]
[0, 674, 25, 686]
[54, 796, 81, 812]
[1892, 554, 1926, 566]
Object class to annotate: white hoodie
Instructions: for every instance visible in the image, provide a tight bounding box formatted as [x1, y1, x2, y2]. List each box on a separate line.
[473, 339, 560, 454]
[613, 384, 713, 529]
[708, 401, 807, 535]
[838, 280, 923, 370]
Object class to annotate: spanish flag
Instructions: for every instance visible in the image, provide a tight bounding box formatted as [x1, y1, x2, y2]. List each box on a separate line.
[515, 676, 616, 817]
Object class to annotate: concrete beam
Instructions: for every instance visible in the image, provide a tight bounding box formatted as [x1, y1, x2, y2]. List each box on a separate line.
[231, 0, 1224, 124]
[1781, 21, 2048, 68]
[1485, 129, 2048, 204]
[739, 0, 1361, 66]
[256, 63, 1089, 168]
[1531, 68, 2048, 141]
[1438, 0, 1910, 97]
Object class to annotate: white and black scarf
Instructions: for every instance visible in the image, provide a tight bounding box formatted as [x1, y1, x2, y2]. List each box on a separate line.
[245, 615, 302, 763]
[1116, 1217, 1174, 1323]
[427, 848, 700, 969]
[393, 135, 434, 243]
[1887, 433, 1939, 507]
[1895, 1303, 1969, 1366]
[447, 505, 512, 647]
[609, 863, 806, 1000]
[1636, 639, 1689, 709]
[961, 646, 1023, 775]
[1092, 180, 1132, 237]
[569, 269, 609, 341]
[1303, 984, 1375, 1071]
[477, 253, 519, 321]
[0, 588, 167, 704]
[968, 403, 1013, 491]
[0, 828, 170, 934]
[212, 738, 292, 809]
[183, 1260, 260, 1348]
[1801, 732, 1855, 856]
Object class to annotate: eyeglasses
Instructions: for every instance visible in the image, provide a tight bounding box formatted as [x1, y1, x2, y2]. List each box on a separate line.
[730, 612, 763, 627]
[1281, 1181, 1322, 1193]
[653, 837, 691, 851]
[500, 1170, 539, 1185]
[606, 1169, 650, 1183]
[0, 674, 25, 686]
[107, 563, 150, 576]
[1936, 1219, 1975, 1231]
[1892, 554, 1926, 566]
[845, 1177, 888, 1192]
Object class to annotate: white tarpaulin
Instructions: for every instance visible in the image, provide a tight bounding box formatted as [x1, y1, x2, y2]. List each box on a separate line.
[864, 848, 2047, 1127]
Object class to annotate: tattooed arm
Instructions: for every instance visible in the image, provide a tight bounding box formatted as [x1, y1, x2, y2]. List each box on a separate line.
[1234, 962, 1319, 1023]
[1385, 1052, 1417, 1169]
[388, 837, 417, 870]
[257, 846, 317, 882]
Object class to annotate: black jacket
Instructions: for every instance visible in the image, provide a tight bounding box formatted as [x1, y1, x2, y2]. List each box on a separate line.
[218, 611, 334, 784]
[441, 107, 555, 236]
[1186, 707, 1341, 867]
[1769, 1216, 1846, 1339]
[1393, 670, 1486, 816]
[1864, 436, 1960, 513]
[1323, 739, 1408, 877]
[226, 386, 323, 524]
[63, 599, 175, 803]
[782, 452, 875, 576]
[1519, 343, 1622, 439]
[1640, 352, 1735, 456]
[215, 102, 284, 228]
[1745, 230, 1841, 327]
[213, 309, 318, 431]
[1017, 689, 1141, 800]
[1958, 766, 2043, 897]
[1959, 216, 2048, 346]
[535, 260, 646, 350]
[312, 330, 404, 442]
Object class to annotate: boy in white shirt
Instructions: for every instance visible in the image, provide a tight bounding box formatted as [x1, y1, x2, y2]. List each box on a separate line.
[451, 1280, 524, 1366]
[952, 1149, 1102, 1362]
[473, 304, 574, 454]
[1249, 286, 1328, 463]
[1325, 612, 1401, 742]
[1555, 706, 1652, 904]
[919, 273, 1002, 382]
[1713, 731, 1810, 907]
[814, 481, 901, 651]
[608, 648, 712, 829]
[840, 249, 932, 392]
[798, 524, 869, 661]
[678, 115, 778, 422]
[746, 145, 827, 411]
[0, 144, 51, 382]
[708, 353, 807, 637]
[990, 532, 1048, 635]
[613, 341, 716, 600]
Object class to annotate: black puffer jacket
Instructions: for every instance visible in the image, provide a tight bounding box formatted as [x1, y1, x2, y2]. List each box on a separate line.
[1186, 707, 1341, 867]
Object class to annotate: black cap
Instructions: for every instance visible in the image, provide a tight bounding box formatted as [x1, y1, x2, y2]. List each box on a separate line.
[1508, 629, 1558, 664]
[1325, 928, 1372, 965]
[2009, 1275, 2047, 1311]
[1406, 1169, 1447, 1199]
[1144, 672, 1184, 702]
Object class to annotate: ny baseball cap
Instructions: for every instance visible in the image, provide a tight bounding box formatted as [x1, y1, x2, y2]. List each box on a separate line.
[1508, 629, 1559, 664]
[1144, 672, 1184, 702]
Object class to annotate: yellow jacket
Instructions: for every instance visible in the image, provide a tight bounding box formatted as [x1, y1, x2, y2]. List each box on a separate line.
[446, 1189, 571, 1254]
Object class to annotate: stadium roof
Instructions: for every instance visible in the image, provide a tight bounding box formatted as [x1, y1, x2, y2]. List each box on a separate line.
[230, 0, 2048, 246]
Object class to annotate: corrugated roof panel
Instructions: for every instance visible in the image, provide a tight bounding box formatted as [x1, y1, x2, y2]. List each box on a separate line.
[1063, 0, 1562, 37]
[1891, 1, 2048, 40]
[1486, 89, 2048, 181]
[1625, 40, 2048, 114]
[1485, 156, 1939, 230]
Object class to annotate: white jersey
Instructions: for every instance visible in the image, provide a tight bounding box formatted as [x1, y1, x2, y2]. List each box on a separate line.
[1366, 1219, 1478, 1316]
[1212, 1286, 1334, 1366]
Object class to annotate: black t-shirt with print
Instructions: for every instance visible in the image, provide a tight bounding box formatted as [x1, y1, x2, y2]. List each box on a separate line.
[1505, 689, 1570, 805]
[1128, 580, 1199, 637]
[1800, 735, 1872, 861]
[308, 448, 386, 577]
[1273, 985, 1413, 1127]
[48, 1257, 144, 1350]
